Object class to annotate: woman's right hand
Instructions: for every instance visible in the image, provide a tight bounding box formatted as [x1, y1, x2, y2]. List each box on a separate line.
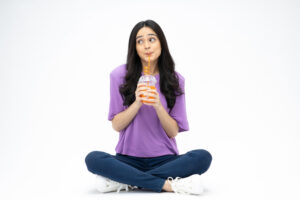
[135, 83, 148, 106]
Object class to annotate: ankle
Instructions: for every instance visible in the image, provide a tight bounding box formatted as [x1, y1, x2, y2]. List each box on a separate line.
[162, 180, 173, 192]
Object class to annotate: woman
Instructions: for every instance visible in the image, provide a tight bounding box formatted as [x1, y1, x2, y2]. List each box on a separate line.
[85, 20, 212, 195]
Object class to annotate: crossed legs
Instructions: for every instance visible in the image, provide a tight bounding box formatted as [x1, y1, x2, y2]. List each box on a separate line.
[85, 149, 212, 192]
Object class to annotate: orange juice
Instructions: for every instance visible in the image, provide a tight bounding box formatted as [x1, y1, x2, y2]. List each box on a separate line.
[139, 85, 156, 103]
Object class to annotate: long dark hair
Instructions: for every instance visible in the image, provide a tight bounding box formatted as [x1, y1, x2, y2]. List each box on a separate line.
[120, 19, 183, 111]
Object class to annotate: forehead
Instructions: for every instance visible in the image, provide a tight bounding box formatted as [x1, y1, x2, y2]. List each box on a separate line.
[136, 27, 157, 38]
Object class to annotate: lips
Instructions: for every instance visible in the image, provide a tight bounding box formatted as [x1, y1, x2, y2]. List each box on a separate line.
[145, 52, 152, 56]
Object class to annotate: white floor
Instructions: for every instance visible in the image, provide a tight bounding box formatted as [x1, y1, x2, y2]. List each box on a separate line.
[1, 137, 299, 200]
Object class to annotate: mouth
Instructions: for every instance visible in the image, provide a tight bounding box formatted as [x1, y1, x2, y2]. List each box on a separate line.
[145, 52, 152, 56]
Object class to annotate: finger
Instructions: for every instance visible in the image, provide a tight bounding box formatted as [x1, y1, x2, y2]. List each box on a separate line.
[144, 91, 157, 98]
[138, 89, 149, 94]
[147, 89, 158, 95]
[138, 89, 150, 94]
[142, 98, 156, 103]
[137, 86, 150, 92]
[142, 100, 155, 104]
[144, 94, 155, 99]
[137, 83, 147, 87]
[137, 92, 146, 98]
[143, 101, 156, 106]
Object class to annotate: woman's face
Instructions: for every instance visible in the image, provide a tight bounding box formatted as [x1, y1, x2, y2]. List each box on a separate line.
[136, 27, 161, 64]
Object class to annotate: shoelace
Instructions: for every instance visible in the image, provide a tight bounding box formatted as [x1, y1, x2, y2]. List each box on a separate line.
[106, 179, 138, 193]
[116, 184, 127, 193]
[167, 177, 193, 195]
[116, 184, 138, 193]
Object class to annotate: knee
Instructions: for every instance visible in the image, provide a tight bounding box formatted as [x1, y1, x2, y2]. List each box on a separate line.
[85, 151, 109, 173]
[188, 149, 212, 173]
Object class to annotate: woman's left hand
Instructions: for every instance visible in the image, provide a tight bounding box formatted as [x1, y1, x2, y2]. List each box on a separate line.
[142, 88, 162, 110]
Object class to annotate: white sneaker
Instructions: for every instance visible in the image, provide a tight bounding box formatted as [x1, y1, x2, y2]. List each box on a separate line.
[168, 174, 204, 195]
[95, 175, 138, 193]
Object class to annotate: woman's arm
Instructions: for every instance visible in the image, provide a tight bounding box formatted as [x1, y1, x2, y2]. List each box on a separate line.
[143, 89, 179, 138]
[154, 104, 179, 138]
[112, 101, 142, 132]
[112, 83, 148, 132]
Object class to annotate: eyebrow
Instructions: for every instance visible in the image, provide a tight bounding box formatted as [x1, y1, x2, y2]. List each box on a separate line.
[136, 33, 157, 39]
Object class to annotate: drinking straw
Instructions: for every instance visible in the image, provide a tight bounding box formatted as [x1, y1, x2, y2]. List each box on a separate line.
[146, 56, 150, 86]
[143, 56, 150, 75]
[148, 55, 150, 73]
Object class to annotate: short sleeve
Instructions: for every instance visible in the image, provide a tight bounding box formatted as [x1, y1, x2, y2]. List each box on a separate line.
[108, 72, 125, 121]
[169, 75, 189, 132]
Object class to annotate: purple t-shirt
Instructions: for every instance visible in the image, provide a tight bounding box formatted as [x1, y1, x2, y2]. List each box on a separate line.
[108, 64, 189, 157]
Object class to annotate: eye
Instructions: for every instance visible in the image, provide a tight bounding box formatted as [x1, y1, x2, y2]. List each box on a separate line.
[137, 39, 143, 44]
[149, 37, 156, 42]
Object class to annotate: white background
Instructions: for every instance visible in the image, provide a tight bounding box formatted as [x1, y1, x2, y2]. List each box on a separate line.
[0, 0, 299, 199]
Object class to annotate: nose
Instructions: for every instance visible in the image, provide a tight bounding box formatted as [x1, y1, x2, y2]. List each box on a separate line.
[144, 40, 150, 49]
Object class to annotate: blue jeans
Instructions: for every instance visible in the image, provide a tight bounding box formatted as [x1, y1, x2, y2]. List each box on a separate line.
[85, 149, 212, 192]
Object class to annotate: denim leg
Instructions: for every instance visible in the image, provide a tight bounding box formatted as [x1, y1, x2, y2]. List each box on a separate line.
[145, 149, 212, 179]
[85, 151, 166, 192]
